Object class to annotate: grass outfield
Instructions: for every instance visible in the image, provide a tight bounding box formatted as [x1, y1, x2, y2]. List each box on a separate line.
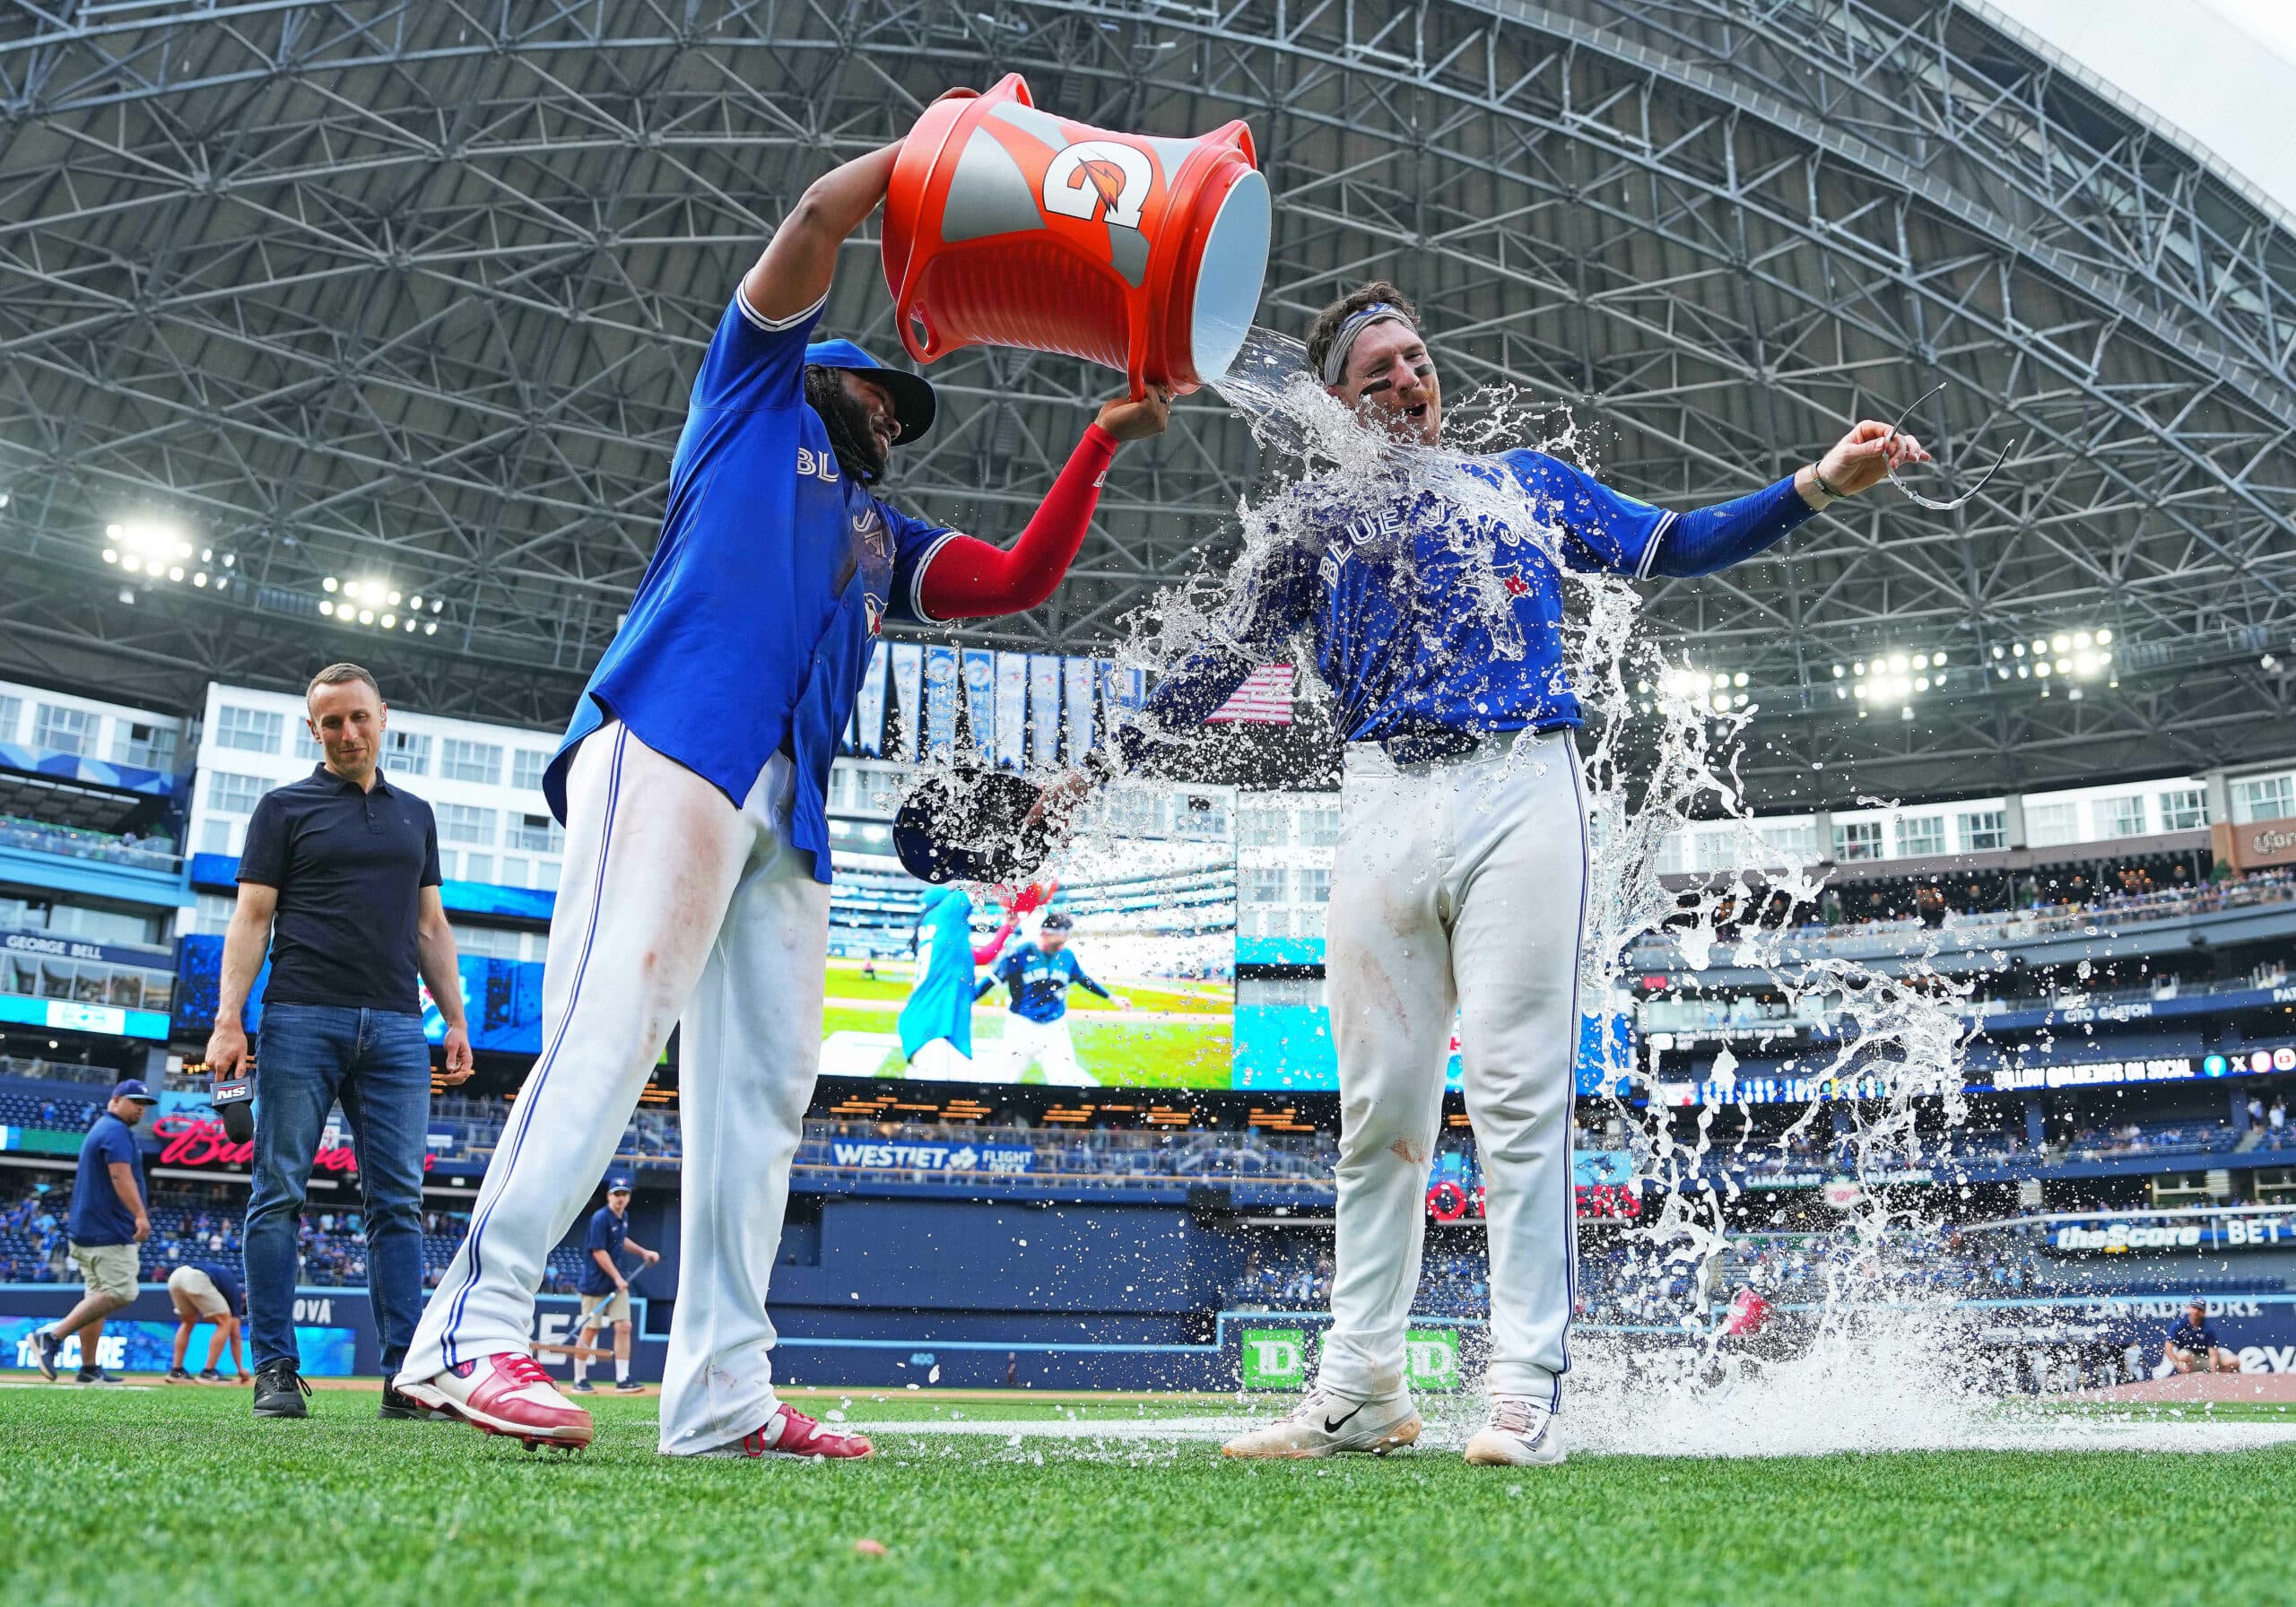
[3, 1385, 2291, 1605]
[819, 1007, 1232, 1087]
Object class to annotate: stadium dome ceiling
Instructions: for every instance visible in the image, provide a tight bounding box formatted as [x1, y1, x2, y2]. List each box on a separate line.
[2, 0, 2292, 808]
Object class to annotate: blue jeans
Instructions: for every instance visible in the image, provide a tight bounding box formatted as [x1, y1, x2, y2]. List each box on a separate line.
[244, 1003, 432, 1372]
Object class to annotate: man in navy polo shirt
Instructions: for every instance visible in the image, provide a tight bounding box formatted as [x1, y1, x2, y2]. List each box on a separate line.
[30, 1079, 156, 1385]
[570, 1174, 657, 1394]
[205, 663, 474, 1420]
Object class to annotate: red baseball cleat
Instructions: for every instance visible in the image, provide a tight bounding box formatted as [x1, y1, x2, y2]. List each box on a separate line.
[706, 1404, 875, 1461]
[395, 1353, 594, 1449]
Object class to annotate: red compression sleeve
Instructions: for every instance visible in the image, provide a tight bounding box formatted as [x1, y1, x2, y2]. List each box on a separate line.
[918, 424, 1119, 620]
[972, 912, 1017, 966]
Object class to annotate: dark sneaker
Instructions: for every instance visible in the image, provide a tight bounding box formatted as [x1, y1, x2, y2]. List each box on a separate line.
[74, 1368, 126, 1386]
[252, 1359, 310, 1418]
[568, 1378, 596, 1394]
[613, 1379, 646, 1394]
[165, 1367, 196, 1385]
[194, 1369, 226, 1385]
[378, 1379, 447, 1420]
[33, 1328, 61, 1381]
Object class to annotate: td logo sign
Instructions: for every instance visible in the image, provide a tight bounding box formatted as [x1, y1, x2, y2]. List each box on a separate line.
[1405, 1329, 1463, 1392]
[1239, 1328, 1309, 1389]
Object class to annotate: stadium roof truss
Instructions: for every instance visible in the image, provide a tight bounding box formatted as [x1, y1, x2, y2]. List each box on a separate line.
[1, 0, 2291, 806]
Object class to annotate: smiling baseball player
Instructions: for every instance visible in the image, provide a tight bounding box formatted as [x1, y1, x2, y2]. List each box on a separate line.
[394, 114, 1169, 1458]
[1078, 280, 1925, 1466]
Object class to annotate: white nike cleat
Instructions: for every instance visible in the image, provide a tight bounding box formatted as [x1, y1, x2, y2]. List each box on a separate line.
[1220, 1385, 1422, 1460]
[1463, 1393, 1564, 1466]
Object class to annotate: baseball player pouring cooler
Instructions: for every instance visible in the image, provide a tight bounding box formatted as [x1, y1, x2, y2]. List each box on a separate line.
[394, 108, 1170, 1457]
[1071, 281, 1926, 1467]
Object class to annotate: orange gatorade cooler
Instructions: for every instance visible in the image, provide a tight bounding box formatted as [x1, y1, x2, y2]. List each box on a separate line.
[882, 74, 1271, 395]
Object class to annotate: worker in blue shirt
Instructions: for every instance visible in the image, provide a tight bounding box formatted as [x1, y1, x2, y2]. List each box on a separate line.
[975, 911, 1131, 1085]
[570, 1175, 658, 1394]
[165, 1258, 250, 1385]
[31, 1079, 155, 1385]
[2165, 1299, 2239, 1374]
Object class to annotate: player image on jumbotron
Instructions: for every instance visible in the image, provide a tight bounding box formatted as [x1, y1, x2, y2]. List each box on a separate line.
[973, 908, 1135, 1085]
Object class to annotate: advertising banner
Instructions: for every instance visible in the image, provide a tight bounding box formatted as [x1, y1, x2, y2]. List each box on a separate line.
[1232, 1321, 1466, 1391]
[3, 1316, 356, 1377]
[823, 1140, 1035, 1174]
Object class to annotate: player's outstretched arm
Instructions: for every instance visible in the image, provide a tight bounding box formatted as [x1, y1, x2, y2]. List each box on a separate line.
[742, 141, 904, 325]
[1648, 420, 1931, 579]
[918, 390, 1172, 620]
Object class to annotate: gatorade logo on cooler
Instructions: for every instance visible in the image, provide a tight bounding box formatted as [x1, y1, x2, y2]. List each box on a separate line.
[1041, 141, 1153, 229]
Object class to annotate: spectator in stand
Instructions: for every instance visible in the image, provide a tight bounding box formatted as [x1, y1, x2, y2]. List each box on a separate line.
[164, 1259, 250, 1385]
[2165, 1299, 2240, 1375]
[2272, 1097, 2287, 1134]
[30, 1079, 157, 1385]
[205, 663, 474, 1421]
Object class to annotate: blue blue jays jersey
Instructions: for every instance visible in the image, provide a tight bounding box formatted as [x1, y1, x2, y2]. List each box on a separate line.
[1142, 449, 1670, 744]
[543, 291, 957, 882]
[982, 943, 1107, 1024]
[900, 886, 992, 1059]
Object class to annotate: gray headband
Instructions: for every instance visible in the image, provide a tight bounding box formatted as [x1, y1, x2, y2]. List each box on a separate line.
[1319, 303, 1416, 386]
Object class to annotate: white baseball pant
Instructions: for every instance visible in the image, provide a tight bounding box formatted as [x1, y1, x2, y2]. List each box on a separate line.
[906, 1038, 978, 1081]
[399, 720, 827, 1455]
[1001, 1013, 1093, 1085]
[1313, 728, 1587, 1408]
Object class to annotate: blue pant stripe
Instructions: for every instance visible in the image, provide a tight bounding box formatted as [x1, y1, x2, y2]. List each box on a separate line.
[440, 725, 628, 1368]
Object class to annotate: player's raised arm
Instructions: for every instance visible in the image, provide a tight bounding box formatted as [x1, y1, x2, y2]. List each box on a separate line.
[1642, 420, 1931, 581]
[916, 388, 1172, 620]
[741, 142, 905, 325]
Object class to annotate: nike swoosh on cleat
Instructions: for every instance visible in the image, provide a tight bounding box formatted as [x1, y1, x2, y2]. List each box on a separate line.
[1322, 1403, 1365, 1435]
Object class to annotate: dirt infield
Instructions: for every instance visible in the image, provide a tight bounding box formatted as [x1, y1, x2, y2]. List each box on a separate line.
[2077, 1373, 2296, 1404]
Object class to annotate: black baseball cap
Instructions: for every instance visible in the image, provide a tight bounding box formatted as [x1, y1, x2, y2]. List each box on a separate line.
[1040, 910, 1074, 932]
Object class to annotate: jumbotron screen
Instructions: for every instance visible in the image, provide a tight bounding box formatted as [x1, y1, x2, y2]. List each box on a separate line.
[822, 830, 1237, 1088]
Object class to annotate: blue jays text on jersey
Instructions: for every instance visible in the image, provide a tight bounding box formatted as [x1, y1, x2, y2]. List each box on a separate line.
[977, 943, 1110, 1024]
[542, 291, 959, 883]
[1128, 449, 1815, 752]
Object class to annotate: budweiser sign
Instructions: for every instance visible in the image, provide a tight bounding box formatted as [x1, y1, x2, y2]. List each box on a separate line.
[149, 1116, 433, 1173]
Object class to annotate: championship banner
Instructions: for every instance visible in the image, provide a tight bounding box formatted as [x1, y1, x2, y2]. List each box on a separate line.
[854, 640, 890, 757]
[922, 646, 958, 758]
[890, 643, 925, 760]
[1063, 656, 1097, 759]
[1029, 655, 1063, 767]
[993, 652, 1029, 771]
[961, 648, 996, 764]
[1099, 659, 1147, 722]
